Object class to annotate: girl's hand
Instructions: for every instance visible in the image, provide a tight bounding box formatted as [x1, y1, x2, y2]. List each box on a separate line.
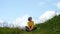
[30, 27, 33, 31]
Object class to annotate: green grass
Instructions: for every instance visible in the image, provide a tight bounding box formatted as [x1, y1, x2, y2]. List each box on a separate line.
[0, 15, 60, 34]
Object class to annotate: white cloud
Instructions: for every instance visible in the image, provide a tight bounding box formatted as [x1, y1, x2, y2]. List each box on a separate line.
[11, 11, 60, 28]
[0, 19, 4, 23]
[57, 13, 60, 15]
[38, 11, 58, 23]
[0, 19, 5, 27]
[12, 15, 36, 28]
[56, 2, 60, 9]
[0, 11, 59, 28]
[12, 15, 30, 28]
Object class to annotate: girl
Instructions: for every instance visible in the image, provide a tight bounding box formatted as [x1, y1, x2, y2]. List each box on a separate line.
[26, 17, 36, 32]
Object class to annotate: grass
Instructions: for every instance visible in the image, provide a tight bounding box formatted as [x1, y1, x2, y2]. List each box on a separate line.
[0, 15, 60, 34]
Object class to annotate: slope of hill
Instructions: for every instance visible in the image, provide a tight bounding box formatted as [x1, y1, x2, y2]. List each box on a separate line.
[36, 15, 60, 34]
[0, 15, 60, 34]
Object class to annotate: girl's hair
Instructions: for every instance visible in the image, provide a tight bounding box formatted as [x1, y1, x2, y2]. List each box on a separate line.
[28, 17, 32, 21]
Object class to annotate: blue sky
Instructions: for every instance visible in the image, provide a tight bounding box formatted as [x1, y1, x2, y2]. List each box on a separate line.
[0, 0, 60, 22]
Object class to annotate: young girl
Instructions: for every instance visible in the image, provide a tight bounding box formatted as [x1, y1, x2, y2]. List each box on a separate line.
[26, 17, 36, 32]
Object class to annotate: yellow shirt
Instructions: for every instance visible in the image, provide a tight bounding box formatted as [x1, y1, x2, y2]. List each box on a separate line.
[27, 21, 34, 29]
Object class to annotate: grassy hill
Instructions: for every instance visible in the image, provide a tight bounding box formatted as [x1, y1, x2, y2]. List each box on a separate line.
[0, 15, 60, 34]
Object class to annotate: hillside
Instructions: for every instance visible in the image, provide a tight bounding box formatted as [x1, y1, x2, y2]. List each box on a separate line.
[36, 15, 60, 34]
[0, 15, 60, 34]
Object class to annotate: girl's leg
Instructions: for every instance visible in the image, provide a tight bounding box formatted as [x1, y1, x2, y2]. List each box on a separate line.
[25, 26, 30, 32]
